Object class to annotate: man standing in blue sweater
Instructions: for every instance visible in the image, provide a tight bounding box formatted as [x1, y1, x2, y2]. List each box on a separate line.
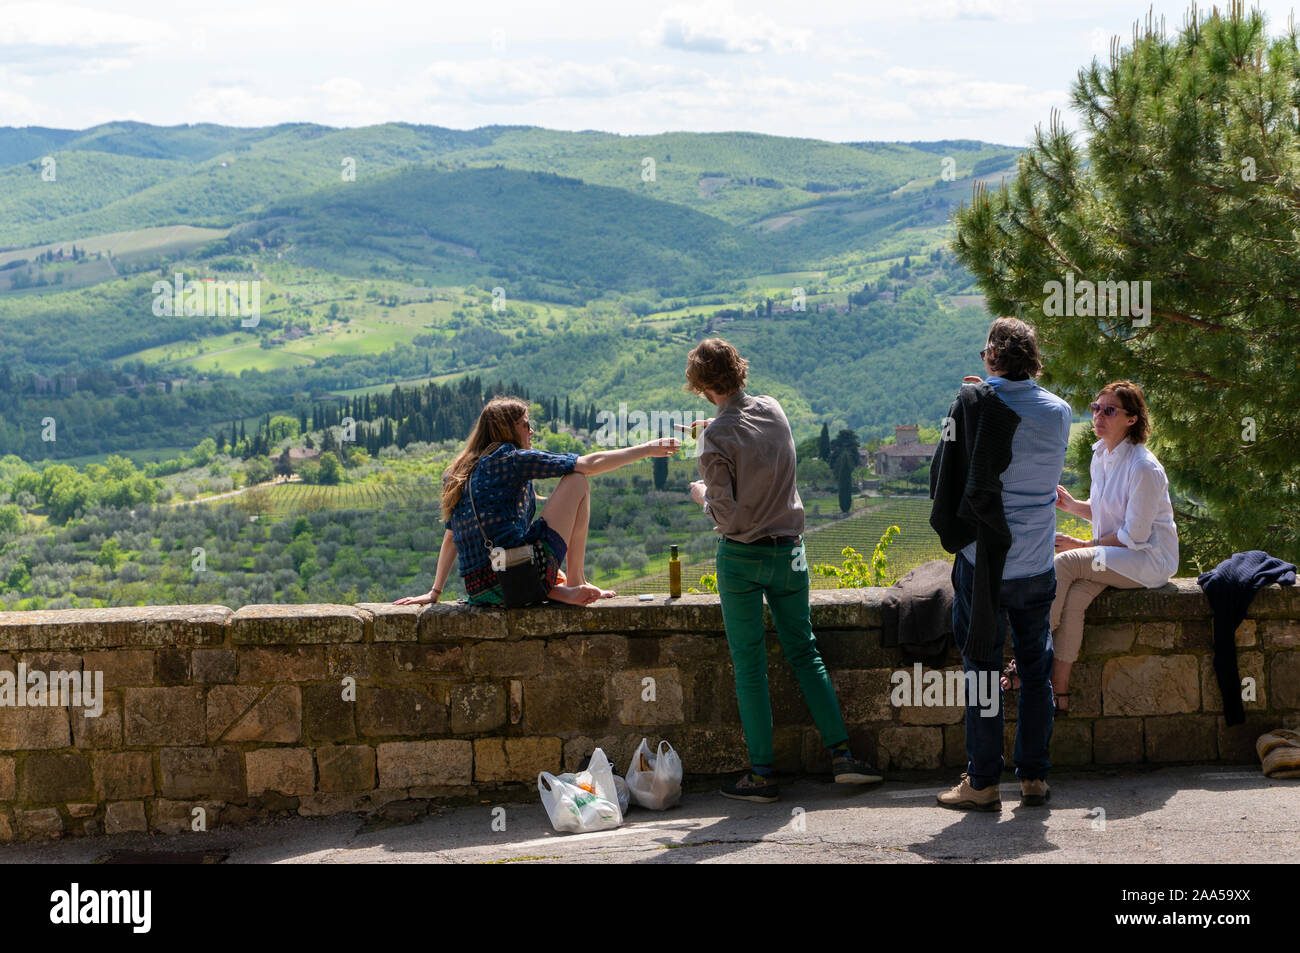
[937, 317, 1071, 811]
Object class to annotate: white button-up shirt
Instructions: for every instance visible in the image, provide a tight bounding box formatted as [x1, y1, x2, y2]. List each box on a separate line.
[1086, 437, 1179, 587]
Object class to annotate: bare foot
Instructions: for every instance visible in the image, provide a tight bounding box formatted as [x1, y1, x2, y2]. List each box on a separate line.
[547, 583, 615, 605]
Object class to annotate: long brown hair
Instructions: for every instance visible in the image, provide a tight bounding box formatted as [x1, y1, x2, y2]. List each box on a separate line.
[1098, 380, 1151, 444]
[441, 396, 529, 521]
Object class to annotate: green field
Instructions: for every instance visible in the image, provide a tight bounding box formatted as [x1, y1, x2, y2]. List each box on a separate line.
[235, 481, 438, 518]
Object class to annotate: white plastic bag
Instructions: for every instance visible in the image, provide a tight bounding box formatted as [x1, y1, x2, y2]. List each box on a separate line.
[538, 747, 623, 833]
[613, 774, 631, 816]
[625, 738, 683, 810]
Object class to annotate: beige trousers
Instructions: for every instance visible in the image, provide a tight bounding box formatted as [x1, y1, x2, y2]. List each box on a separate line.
[1050, 547, 1142, 663]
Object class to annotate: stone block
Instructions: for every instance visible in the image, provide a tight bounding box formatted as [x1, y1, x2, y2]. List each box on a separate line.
[21, 752, 93, 803]
[230, 603, 368, 644]
[467, 641, 545, 677]
[1136, 622, 1178, 649]
[522, 674, 609, 732]
[192, 649, 237, 684]
[684, 668, 739, 724]
[660, 633, 729, 666]
[449, 683, 508, 734]
[156, 647, 190, 685]
[834, 668, 897, 723]
[1093, 719, 1143, 764]
[316, 745, 375, 793]
[303, 682, 356, 743]
[0, 756, 13, 799]
[1144, 715, 1218, 762]
[1065, 661, 1103, 717]
[1102, 656, 1199, 716]
[1270, 651, 1300, 709]
[325, 644, 375, 679]
[376, 740, 472, 787]
[104, 801, 148, 834]
[1082, 624, 1135, 656]
[221, 686, 302, 743]
[356, 603, 421, 642]
[1049, 720, 1092, 766]
[0, 705, 70, 750]
[238, 646, 327, 682]
[70, 690, 122, 748]
[16, 808, 63, 840]
[390, 644, 465, 676]
[84, 649, 153, 687]
[420, 603, 507, 641]
[245, 748, 314, 796]
[1217, 713, 1278, 763]
[1199, 652, 1265, 713]
[357, 685, 448, 737]
[878, 726, 943, 770]
[67, 802, 97, 818]
[943, 724, 966, 768]
[675, 727, 748, 774]
[814, 628, 895, 669]
[124, 687, 205, 745]
[160, 747, 243, 799]
[544, 634, 629, 672]
[610, 668, 684, 725]
[150, 799, 223, 834]
[94, 751, 154, 800]
[0, 605, 230, 651]
[473, 737, 562, 782]
[1261, 620, 1300, 648]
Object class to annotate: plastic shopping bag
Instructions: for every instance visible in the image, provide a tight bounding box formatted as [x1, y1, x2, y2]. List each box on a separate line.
[613, 774, 631, 816]
[538, 747, 623, 833]
[625, 738, 683, 810]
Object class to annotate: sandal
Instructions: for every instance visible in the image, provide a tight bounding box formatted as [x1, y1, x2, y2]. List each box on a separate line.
[1054, 692, 1070, 716]
[999, 660, 1020, 692]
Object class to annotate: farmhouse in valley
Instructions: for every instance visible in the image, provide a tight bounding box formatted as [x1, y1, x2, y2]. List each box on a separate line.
[874, 424, 938, 477]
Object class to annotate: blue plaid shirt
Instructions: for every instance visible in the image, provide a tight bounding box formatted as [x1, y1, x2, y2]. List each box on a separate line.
[447, 443, 578, 598]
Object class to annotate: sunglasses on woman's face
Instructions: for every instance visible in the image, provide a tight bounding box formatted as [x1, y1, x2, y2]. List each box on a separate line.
[1090, 402, 1124, 417]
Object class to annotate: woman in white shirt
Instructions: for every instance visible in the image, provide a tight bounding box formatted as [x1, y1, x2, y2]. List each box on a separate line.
[1047, 380, 1179, 713]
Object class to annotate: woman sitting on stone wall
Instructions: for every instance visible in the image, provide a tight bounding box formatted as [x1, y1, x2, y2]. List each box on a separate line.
[394, 395, 678, 608]
[1006, 380, 1179, 713]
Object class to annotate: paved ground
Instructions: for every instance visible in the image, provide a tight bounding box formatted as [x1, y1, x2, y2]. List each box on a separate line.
[2, 765, 1295, 864]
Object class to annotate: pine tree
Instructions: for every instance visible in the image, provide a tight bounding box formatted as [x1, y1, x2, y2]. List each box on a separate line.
[818, 422, 831, 462]
[952, 3, 1300, 559]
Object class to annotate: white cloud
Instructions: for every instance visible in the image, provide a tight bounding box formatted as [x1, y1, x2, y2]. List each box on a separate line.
[642, 1, 811, 54]
[0, 3, 177, 52]
[920, 0, 1033, 21]
[186, 85, 314, 127]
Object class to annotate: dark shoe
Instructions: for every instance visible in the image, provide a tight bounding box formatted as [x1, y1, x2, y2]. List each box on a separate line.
[721, 772, 780, 803]
[832, 756, 883, 784]
[1020, 778, 1050, 806]
[937, 773, 1001, 812]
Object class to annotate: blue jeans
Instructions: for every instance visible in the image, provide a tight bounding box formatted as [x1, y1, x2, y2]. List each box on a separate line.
[952, 554, 1055, 787]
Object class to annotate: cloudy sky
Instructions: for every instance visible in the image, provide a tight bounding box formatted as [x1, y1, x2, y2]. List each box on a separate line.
[2, 0, 1298, 146]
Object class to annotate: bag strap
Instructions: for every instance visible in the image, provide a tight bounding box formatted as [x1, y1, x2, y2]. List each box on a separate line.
[465, 458, 495, 553]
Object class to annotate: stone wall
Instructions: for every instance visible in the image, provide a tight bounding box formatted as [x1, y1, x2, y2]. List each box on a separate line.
[1, 579, 1297, 840]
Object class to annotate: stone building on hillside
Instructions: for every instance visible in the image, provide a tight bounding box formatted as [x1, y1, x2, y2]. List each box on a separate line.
[874, 424, 938, 477]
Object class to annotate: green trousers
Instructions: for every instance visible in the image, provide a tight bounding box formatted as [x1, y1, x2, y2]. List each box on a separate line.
[716, 536, 849, 767]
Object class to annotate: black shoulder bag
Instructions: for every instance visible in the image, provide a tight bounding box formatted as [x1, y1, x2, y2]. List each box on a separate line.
[466, 463, 551, 608]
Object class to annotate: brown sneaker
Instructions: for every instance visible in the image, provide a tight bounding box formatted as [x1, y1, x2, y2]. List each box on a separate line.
[1020, 778, 1050, 806]
[937, 773, 1001, 812]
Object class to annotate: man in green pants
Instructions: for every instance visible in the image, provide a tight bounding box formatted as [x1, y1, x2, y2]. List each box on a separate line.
[685, 338, 883, 802]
